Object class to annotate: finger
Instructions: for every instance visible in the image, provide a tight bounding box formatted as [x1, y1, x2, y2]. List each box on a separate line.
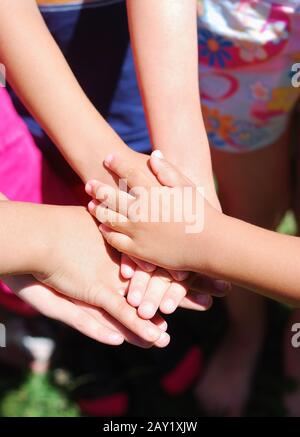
[99, 286, 166, 344]
[104, 154, 154, 189]
[99, 224, 133, 253]
[138, 269, 172, 319]
[129, 256, 156, 273]
[167, 269, 189, 281]
[120, 254, 136, 279]
[89, 201, 131, 234]
[159, 281, 188, 314]
[152, 313, 168, 332]
[81, 303, 169, 348]
[16, 280, 125, 346]
[86, 180, 135, 216]
[127, 268, 152, 307]
[178, 292, 213, 311]
[150, 150, 194, 188]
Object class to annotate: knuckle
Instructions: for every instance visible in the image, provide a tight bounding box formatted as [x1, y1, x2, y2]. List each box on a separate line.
[124, 167, 136, 181]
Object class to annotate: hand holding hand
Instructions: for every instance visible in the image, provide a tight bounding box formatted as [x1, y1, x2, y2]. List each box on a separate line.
[86, 153, 230, 309]
[25, 203, 170, 347]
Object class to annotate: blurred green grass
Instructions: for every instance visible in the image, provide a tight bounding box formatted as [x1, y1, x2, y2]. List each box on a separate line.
[0, 373, 79, 417]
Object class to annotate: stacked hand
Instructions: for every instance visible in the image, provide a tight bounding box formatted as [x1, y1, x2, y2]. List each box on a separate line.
[1, 153, 227, 349]
[85, 152, 229, 322]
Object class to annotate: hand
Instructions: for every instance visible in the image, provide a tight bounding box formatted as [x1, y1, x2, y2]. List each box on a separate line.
[3, 275, 169, 348]
[104, 150, 191, 282]
[86, 153, 227, 281]
[0, 193, 167, 347]
[120, 266, 217, 320]
[30, 203, 170, 347]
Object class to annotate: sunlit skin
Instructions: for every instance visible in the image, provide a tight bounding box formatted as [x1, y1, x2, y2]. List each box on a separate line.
[87, 152, 300, 308]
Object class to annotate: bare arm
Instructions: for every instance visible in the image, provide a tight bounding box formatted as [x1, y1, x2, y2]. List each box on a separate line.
[0, 200, 46, 276]
[87, 154, 300, 308]
[0, 199, 167, 345]
[0, 0, 134, 184]
[126, 0, 216, 201]
[203, 215, 300, 307]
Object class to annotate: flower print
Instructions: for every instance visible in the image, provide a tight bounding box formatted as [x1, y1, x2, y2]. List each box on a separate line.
[207, 132, 228, 148]
[267, 87, 300, 112]
[230, 120, 268, 149]
[202, 106, 236, 147]
[250, 81, 270, 101]
[235, 40, 267, 63]
[265, 20, 289, 45]
[199, 29, 233, 67]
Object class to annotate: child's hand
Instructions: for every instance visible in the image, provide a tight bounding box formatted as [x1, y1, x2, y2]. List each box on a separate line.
[122, 266, 216, 319]
[3, 275, 168, 349]
[108, 151, 190, 282]
[120, 253, 188, 282]
[86, 153, 222, 275]
[29, 204, 169, 348]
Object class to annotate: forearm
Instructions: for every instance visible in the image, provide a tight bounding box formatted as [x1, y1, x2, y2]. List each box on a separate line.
[0, 201, 47, 276]
[126, 0, 213, 184]
[0, 0, 129, 184]
[202, 215, 300, 306]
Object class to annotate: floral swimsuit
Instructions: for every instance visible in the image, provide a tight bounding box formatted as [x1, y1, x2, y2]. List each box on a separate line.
[198, 0, 300, 152]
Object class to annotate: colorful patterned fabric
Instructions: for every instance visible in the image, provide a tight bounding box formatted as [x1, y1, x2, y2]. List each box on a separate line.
[198, 0, 300, 152]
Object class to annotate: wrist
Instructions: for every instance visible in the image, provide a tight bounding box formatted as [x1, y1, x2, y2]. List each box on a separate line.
[202, 213, 238, 279]
[188, 208, 227, 275]
[0, 202, 49, 276]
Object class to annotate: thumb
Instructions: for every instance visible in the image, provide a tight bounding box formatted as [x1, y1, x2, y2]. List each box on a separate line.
[150, 150, 193, 188]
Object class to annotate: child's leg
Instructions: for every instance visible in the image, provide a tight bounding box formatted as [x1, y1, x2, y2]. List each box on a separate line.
[196, 129, 291, 416]
[196, 0, 300, 415]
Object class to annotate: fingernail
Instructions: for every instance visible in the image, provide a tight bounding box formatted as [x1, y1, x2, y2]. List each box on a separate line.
[162, 299, 176, 314]
[160, 320, 168, 332]
[140, 302, 156, 319]
[128, 291, 142, 306]
[109, 332, 124, 344]
[214, 280, 230, 293]
[88, 200, 96, 212]
[152, 150, 164, 159]
[85, 180, 99, 195]
[104, 154, 114, 167]
[156, 332, 170, 348]
[122, 265, 135, 279]
[85, 182, 92, 195]
[196, 294, 212, 308]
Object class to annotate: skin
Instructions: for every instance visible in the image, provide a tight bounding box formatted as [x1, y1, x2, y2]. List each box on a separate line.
[0, 1, 225, 351]
[126, 0, 217, 203]
[88, 152, 300, 308]
[0, 0, 216, 298]
[197, 130, 292, 416]
[0, 199, 170, 348]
